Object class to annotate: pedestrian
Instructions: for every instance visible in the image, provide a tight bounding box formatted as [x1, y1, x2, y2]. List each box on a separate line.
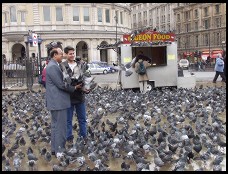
[212, 53, 226, 83]
[45, 47, 77, 156]
[223, 52, 226, 78]
[41, 61, 48, 88]
[134, 53, 151, 94]
[61, 46, 89, 144]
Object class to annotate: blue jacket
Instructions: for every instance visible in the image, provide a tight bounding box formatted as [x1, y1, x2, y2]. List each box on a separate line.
[214, 57, 224, 72]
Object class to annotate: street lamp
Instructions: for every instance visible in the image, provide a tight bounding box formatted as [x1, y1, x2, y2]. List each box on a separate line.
[114, 15, 119, 66]
[37, 35, 43, 75]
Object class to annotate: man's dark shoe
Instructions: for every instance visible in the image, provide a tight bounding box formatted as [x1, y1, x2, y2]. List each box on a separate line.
[67, 135, 74, 143]
[212, 81, 216, 83]
[67, 138, 74, 144]
[51, 152, 55, 156]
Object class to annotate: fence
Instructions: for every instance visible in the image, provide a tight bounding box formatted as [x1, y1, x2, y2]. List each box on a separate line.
[2, 57, 42, 90]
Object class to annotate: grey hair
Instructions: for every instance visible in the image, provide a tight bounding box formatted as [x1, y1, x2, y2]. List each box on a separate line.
[217, 53, 222, 57]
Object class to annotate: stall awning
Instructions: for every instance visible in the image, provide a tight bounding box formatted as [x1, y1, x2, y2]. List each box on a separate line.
[201, 54, 209, 60]
[211, 50, 223, 58]
[201, 51, 210, 60]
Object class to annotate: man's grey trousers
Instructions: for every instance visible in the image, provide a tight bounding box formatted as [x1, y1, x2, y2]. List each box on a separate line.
[50, 109, 68, 153]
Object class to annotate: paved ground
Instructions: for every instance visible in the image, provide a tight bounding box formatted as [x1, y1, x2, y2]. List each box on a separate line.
[2, 70, 226, 91]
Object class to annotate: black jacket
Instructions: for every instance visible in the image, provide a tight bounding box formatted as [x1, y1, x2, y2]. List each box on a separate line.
[60, 60, 85, 104]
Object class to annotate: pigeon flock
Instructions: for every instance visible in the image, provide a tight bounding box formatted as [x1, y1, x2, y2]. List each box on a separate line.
[2, 85, 226, 171]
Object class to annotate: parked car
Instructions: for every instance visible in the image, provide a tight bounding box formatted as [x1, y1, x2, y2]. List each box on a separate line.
[3, 64, 26, 78]
[91, 61, 117, 73]
[87, 63, 109, 75]
[178, 59, 189, 69]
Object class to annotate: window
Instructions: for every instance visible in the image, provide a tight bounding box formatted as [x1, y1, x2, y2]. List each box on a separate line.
[73, 7, 79, 21]
[120, 11, 123, 24]
[143, 11, 147, 26]
[195, 21, 198, 31]
[177, 24, 181, 33]
[186, 23, 191, 32]
[115, 11, 118, 23]
[204, 19, 210, 29]
[156, 16, 159, 24]
[138, 12, 141, 22]
[215, 32, 221, 45]
[21, 11, 26, 22]
[194, 9, 198, 18]
[149, 19, 153, 26]
[133, 14, 136, 23]
[84, 7, 89, 22]
[195, 35, 199, 47]
[56, 7, 63, 21]
[186, 36, 190, 48]
[43, 6, 50, 21]
[105, 9, 110, 23]
[204, 7, 208, 17]
[167, 24, 170, 31]
[178, 37, 181, 48]
[10, 6, 17, 22]
[205, 34, 209, 46]
[167, 4, 170, 12]
[177, 14, 180, 22]
[215, 17, 221, 28]
[215, 4, 220, 14]
[185, 11, 190, 21]
[97, 8, 102, 22]
[4, 13, 7, 23]
[168, 14, 170, 22]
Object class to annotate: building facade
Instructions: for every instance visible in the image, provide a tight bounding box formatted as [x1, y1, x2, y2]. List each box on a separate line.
[130, 3, 226, 62]
[130, 3, 178, 31]
[2, 3, 131, 64]
[173, 3, 226, 62]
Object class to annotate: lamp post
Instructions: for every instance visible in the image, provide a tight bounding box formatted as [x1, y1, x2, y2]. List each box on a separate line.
[23, 31, 33, 90]
[114, 15, 120, 67]
[208, 31, 211, 58]
[38, 35, 43, 75]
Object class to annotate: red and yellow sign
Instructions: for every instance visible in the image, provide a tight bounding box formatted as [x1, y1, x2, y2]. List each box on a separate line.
[123, 31, 175, 44]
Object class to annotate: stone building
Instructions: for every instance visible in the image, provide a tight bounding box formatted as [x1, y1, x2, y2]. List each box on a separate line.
[130, 3, 178, 31]
[130, 3, 226, 62]
[173, 3, 226, 62]
[2, 3, 131, 64]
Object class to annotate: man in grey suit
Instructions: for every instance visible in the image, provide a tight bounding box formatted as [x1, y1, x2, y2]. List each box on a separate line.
[45, 47, 78, 155]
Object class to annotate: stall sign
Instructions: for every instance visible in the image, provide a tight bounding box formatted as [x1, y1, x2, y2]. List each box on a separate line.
[123, 31, 175, 44]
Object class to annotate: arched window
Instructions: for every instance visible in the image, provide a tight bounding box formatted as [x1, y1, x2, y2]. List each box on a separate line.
[10, 6, 17, 22]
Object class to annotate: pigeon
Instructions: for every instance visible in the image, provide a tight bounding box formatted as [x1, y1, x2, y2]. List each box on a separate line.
[121, 161, 130, 171]
[13, 153, 21, 171]
[44, 151, 52, 162]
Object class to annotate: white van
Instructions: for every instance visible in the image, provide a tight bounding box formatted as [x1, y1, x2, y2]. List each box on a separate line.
[178, 59, 189, 69]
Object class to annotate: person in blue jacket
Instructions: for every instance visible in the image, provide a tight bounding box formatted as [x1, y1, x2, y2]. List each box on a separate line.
[212, 53, 226, 83]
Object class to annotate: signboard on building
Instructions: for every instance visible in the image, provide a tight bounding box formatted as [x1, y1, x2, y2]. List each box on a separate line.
[123, 30, 175, 44]
[32, 33, 38, 47]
